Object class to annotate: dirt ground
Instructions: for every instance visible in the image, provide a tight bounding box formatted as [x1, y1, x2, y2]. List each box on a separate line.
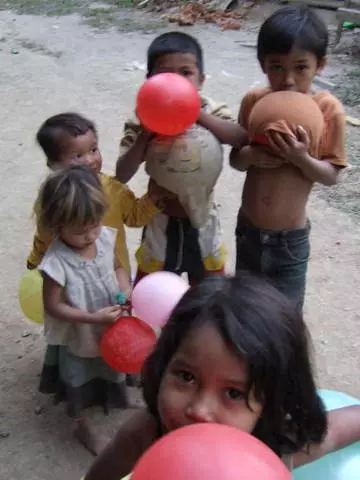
[0, 3, 359, 479]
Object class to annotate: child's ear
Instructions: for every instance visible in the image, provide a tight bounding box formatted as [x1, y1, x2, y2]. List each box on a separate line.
[199, 73, 206, 88]
[317, 57, 327, 74]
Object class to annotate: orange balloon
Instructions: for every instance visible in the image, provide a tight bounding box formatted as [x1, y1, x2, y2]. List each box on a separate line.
[136, 73, 201, 136]
[248, 91, 324, 157]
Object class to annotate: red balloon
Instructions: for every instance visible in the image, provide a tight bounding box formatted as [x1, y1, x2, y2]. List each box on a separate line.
[100, 316, 156, 374]
[132, 424, 291, 480]
[136, 73, 201, 136]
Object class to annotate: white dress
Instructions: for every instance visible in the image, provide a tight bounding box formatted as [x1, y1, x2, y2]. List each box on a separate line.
[38, 227, 128, 418]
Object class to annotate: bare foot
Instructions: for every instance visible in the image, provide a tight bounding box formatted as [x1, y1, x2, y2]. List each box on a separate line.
[74, 420, 110, 456]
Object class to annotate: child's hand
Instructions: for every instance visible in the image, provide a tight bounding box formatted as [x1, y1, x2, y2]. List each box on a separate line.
[248, 145, 285, 169]
[148, 179, 176, 209]
[114, 288, 132, 316]
[93, 306, 123, 325]
[266, 126, 310, 166]
[134, 108, 156, 138]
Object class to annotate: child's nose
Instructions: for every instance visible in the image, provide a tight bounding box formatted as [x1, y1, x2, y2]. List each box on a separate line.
[86, 231, 97, 243]
[284, 72, 295, 88]
[185, 393, 215, 423]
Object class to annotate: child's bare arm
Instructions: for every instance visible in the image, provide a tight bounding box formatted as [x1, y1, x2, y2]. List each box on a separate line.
[291, 154, 339, 186]
[198, 110, 248, 148]
[294, 405, 360, 468]
[230, 146, 252, 171]
[267, 126, 342, 186]
[84, 410, 158, 480]
[43, 274, 122, 325]
[230, 145, 285, 171]
[116, 131, 153, 184]
[115, 258, 132, 301]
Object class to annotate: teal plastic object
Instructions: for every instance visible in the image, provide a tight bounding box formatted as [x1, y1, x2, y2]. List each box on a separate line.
[293, 389, 360, 480]
[114, 291, 127, 305]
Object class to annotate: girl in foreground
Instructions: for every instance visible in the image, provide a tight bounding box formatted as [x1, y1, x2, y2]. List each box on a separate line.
[85, 273, 360, 477]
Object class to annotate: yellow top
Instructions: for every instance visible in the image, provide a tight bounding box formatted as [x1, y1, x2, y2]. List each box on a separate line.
[27, 173, 159, 275]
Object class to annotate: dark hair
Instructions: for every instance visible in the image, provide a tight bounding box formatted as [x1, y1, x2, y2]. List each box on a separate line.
[36, 112, 97, 165]
[35, 164, 107, 232]
[142, 273, 327, 457]
[257, 6, 328, 65]
[147, 31, 204, 76]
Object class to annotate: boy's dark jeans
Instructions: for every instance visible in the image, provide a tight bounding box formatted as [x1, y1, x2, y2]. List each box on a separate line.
[235, 213, 310, 311]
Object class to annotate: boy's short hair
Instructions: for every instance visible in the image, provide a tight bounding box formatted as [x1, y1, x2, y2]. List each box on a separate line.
[147, 31, 204, 76]
[36, 112, 97, 165]
[257, 6, 328, 65]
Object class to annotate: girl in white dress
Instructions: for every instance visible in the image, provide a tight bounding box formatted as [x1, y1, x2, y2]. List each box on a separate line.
[36, 164, 132, 455]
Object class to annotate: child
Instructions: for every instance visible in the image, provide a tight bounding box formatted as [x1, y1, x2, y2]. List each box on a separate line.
[37, 165, 132, 456]
[230, 6, 347, 310]
[84, 273, 360, 480]
[116, 32, 247, 285]
[27, 112, 161, 276]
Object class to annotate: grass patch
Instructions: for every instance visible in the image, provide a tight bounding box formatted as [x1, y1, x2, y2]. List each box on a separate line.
[333, 66, 360, 107]
[0, 1, 133, 17]
[315, 129, 360, 221]
[0, 0, 164, 32]
[83, 5, 165, 31]
[17, 39, 62, 57]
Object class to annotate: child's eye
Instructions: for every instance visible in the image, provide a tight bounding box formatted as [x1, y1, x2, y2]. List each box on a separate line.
[92, 147, 98, 153]
[181, 70, 193, 77]
[296, 65, 308, 71]
[225, 388, 245, 401]
[270, 65, 282, 71]
[174, 370, 195, 383]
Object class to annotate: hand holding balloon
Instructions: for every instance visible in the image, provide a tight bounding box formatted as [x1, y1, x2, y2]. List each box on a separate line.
[92, 305, 123, 325]
[100, 316, 156, 374]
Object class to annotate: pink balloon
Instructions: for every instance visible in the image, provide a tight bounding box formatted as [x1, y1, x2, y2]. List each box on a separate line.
[132, 272, 189, 327]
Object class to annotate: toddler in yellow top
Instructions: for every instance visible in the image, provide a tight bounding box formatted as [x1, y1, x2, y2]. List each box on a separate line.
[27, 112, 160, 276]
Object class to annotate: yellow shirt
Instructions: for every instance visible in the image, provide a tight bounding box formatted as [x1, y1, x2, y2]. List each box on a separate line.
[27, 173, 159, 275]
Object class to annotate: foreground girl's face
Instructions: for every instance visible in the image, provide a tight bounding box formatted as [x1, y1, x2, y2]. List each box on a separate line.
[158, 324, 263, 434]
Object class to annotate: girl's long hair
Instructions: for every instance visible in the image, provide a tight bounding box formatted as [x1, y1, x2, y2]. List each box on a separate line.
[142, 273, 327, 456]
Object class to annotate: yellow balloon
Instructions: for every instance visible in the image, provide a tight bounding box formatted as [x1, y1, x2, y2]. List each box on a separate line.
[18, 269, 44, 324]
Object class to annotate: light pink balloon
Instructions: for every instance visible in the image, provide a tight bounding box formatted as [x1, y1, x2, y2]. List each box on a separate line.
[132, 272, 189, 327]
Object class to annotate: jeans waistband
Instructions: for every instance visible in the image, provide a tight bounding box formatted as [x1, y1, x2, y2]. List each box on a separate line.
[236, 213, 311, 244]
